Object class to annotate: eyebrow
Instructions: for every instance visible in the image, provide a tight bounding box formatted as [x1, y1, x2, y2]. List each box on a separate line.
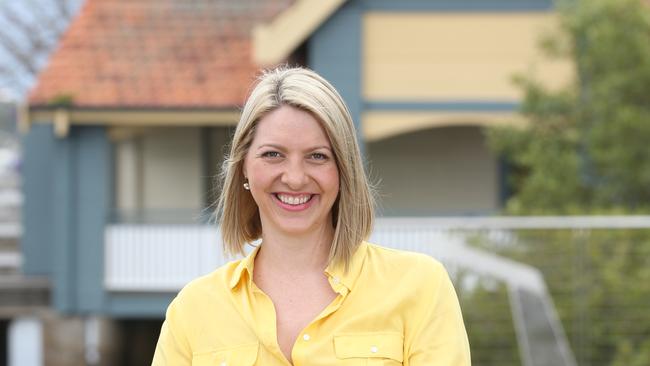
[256, 143, 332, 152]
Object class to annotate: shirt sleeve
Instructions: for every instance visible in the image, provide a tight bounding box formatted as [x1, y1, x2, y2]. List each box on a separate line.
[151, 296, 192, 365]
[405, 259, 471, 366]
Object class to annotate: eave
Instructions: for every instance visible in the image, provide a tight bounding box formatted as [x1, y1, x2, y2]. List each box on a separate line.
[253, 0, 347, 65]
[22, 106, 240, 138]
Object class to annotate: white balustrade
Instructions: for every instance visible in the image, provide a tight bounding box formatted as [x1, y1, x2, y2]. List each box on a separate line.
[104, 225, 230, 291]
[104, 216, 650, 292]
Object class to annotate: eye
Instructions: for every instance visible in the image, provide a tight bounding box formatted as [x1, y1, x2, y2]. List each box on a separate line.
[260, 151, 282, 158]
[310, 152, 329, 161]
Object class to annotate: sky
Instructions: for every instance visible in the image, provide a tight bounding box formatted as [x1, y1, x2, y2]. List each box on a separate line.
[0, 0, 84, 102]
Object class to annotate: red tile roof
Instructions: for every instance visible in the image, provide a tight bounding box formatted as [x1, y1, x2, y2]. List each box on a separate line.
[29, 0, 294, 108]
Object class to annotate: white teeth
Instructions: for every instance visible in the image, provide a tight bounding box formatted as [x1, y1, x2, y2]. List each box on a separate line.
[277, 194, 311, 205]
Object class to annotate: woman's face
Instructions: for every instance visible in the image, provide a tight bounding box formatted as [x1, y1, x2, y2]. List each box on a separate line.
[243, 105, 340, 237]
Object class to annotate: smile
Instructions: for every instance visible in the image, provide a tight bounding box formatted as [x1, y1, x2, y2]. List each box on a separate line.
[274, 193, 314, 206]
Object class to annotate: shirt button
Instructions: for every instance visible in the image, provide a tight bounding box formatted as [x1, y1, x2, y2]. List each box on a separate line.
[370, 346, 378, 353]
[303, 334, 311, 341]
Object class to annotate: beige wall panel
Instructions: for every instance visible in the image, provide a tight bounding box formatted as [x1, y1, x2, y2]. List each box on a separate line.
[363, 12, 571, 100]
[368, 126, 499, 215]
[142, 128, 203, 211]
[114, 139, 140, 211]
[205, 127, 235, 204]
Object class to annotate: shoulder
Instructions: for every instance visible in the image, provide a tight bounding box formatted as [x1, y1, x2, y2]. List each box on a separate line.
[159, 259, 251, 353]
[171, 259, 242, 310]
[363, 242, 463, 313]
[362, 241, 449, 292]
[364, 241, 446, 277]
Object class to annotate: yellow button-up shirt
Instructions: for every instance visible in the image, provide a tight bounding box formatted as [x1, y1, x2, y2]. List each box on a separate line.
[152, 241, 470, 365]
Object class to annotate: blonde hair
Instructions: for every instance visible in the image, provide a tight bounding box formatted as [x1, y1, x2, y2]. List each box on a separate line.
[216, 66, 375, 269]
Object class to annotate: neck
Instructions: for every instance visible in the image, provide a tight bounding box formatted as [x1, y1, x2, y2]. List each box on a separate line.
[256, 223, 335, 275]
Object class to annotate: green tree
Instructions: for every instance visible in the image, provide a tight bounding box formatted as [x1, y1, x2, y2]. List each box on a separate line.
[486, 0, 650, 365]
[489, 0, 650, 214]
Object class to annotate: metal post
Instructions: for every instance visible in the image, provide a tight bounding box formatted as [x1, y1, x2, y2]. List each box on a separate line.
[8, 316, 43, 366]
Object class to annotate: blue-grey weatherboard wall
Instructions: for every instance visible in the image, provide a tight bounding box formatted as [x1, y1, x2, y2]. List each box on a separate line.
[22, 124, 111, 313]
[308, 0, 363, 152]
[22, 125, 56, 275]
[307, 0, 553, 135]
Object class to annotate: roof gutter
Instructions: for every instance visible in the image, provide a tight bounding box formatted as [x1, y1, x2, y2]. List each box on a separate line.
[21, 107, 240, 138]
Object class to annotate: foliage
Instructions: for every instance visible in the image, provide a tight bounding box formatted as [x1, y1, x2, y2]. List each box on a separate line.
[48, 93, 75, 107]
[484, 0, 650, 365]
[475, 229, 650, 366]
[458, 278, 521, 366]
[487, 0, 650, 214]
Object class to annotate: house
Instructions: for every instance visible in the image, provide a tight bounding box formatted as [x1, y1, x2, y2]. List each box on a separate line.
[19, 0, 569, 364]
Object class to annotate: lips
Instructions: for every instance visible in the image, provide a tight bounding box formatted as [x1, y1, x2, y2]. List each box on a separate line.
[272, 193, 317, 212]
[274, 193, 314, 205]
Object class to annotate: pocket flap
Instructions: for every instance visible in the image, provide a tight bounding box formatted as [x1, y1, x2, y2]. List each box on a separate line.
[192, 342, 258, 365]
[334, 333, 403, 362]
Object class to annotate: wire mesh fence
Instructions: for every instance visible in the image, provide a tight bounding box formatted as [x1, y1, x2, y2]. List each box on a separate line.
[372, 217, 650, 366]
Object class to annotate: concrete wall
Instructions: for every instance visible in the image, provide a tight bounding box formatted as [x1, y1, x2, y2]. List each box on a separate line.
[368, 126, 499, 215]
[40, 313, 123, 366]
[142, 128, 203, 211]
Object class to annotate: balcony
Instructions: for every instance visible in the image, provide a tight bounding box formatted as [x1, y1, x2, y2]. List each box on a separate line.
[105, 224, 225, 292]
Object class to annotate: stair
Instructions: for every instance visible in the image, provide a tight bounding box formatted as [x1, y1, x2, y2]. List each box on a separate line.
[0, 166, 50, 316]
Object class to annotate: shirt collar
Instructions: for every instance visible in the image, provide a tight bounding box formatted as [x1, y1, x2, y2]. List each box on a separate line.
[228, 241, 368, 292]
[324, 241, 368, 293]
[228, 245, 260, 289]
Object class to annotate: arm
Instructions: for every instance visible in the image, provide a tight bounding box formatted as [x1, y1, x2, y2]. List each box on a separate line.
[405, 259, 471, 366]
[151, 297, 192, 365]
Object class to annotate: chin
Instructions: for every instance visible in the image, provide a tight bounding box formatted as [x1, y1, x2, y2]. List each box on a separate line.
[276, 223, 318, 235]
[273, 218, 330, 236]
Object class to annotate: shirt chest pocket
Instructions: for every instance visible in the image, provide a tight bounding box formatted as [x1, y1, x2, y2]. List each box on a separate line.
[334, 333, 404, 366]
[191, 343, 258, 366]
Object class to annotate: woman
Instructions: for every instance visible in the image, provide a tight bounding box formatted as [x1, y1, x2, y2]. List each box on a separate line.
[152, 67, 470, 365]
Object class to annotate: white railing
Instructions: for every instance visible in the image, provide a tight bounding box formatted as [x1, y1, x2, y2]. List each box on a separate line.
[104, 216, 650, 292]
[0, 222, 21, 239]
[0, 169, 21, 274]
[104, 225, 227, 291]
[103, 220, 480, 292]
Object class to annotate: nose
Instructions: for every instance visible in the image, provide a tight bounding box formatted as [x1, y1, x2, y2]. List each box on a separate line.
[281, 158, 308, 189]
